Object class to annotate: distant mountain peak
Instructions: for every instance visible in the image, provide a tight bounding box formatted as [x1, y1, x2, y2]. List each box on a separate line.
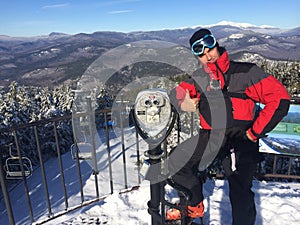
[205, 20, 276, 29]
[180, 20, 277, 31]
[49, 32, 69, 36]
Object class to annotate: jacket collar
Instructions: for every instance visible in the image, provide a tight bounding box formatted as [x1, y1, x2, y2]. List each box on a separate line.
[203, 50, 230, 89]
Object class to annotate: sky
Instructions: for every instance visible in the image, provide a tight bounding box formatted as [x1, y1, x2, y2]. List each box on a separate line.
[0, 0, 300, 37]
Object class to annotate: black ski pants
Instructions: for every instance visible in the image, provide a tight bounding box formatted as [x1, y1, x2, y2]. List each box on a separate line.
[168, 129, 225, 206]
[168, 129, 261, 225]
[227, 138, 261, 225]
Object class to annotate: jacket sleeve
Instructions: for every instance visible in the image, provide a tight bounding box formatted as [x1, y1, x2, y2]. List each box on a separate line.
[245, 71, 290, 140]
[170, 78, 200, 112]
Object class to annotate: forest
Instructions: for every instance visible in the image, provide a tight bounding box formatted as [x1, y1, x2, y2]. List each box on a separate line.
[0, 59, 299, 179]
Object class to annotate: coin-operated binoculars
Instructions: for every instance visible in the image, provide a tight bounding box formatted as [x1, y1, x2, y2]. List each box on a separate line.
[131, 89, 178, 225]
[133, 89, 176, 145]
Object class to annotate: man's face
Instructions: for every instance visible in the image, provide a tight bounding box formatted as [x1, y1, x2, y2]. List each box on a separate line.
[198, 46, 220, 64]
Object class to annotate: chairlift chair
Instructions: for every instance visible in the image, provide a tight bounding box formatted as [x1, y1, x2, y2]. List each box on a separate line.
[71, 131, 93, 160]
[70, 142, 93, 160]
[4, 144, 33, 179]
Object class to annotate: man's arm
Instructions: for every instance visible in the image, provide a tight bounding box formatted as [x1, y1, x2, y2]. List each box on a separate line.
[245, 73, 290, 142]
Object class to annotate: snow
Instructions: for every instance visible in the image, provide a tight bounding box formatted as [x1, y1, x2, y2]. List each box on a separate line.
[176, 20, 279, 31]
[248, 37, 258, 43]
[208, 21, 257, 28]
[1, 127, 300, 225]
[38, 180, 300, 225]
[204, 21, 275, 30]
[228, 33, 245, 39]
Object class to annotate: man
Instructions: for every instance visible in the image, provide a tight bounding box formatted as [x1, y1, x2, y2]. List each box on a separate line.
[167, 28, 290, 225]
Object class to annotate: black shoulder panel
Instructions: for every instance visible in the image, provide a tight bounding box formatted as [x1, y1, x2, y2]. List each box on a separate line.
[227, 61, 255, 74]
[226, 61, 269, 92]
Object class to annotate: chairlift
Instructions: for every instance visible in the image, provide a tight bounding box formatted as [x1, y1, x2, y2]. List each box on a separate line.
[70, 142, 93, 160]
[4, 144, 33, 179]
[71, 131, 93, 160]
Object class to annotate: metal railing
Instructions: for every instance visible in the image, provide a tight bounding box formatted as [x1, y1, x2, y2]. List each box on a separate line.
[256, 154, 300, 180]
[0, 102, 140, 225]
[1, 99, 299, 225]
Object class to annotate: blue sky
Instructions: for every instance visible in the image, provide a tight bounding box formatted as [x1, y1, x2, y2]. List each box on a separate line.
[1, 0, 299, 37]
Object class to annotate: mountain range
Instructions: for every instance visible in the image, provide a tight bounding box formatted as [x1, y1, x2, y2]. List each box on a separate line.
[0, 21, 299, 88]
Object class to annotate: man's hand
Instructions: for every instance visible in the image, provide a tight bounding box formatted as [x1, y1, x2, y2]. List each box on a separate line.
[180, 90, 199, 112]
[226, 127, 258, 143]
[246, 129, 258, 142]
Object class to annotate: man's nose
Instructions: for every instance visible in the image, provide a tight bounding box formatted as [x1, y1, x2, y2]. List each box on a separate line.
[206, 52, 212, 61]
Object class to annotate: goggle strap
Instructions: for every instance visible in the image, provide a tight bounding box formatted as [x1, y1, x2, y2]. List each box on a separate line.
[191, 34, 216, 55]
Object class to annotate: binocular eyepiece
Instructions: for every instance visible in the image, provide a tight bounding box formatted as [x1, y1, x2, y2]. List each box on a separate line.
[132, 88, 176, 144]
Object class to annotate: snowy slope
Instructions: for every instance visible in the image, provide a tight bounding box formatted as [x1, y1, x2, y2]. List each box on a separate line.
[1, 127, 300, 225]
[42, 179, 300, 225]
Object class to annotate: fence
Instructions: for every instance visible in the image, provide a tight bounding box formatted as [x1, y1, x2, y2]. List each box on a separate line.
[0, 102, 142, 225]
[0, 99, 300, 225]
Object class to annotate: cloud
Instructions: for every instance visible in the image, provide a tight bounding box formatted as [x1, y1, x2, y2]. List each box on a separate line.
[42, 3, 69, 9]
[107, 10, 133, 14]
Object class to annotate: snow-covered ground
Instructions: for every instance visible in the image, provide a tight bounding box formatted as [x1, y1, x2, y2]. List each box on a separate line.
[1, 127, 300, 225]
[43, 179, 300, 225]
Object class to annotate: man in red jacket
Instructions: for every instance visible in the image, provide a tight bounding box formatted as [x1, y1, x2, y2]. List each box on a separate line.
[167, 28, 290, 225]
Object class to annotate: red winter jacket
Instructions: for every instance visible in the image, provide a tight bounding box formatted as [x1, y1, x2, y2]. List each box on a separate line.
[173, 48, 290, 141]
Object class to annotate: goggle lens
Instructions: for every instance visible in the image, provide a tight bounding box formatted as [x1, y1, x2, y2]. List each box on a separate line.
[191, 34, 216, 55]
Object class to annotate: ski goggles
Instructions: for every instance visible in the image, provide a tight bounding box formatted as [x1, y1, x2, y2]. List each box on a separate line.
[191, 34, 217, 56]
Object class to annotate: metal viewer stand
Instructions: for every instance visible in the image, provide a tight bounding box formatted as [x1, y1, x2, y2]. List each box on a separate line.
[131, 89, 193, 225]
